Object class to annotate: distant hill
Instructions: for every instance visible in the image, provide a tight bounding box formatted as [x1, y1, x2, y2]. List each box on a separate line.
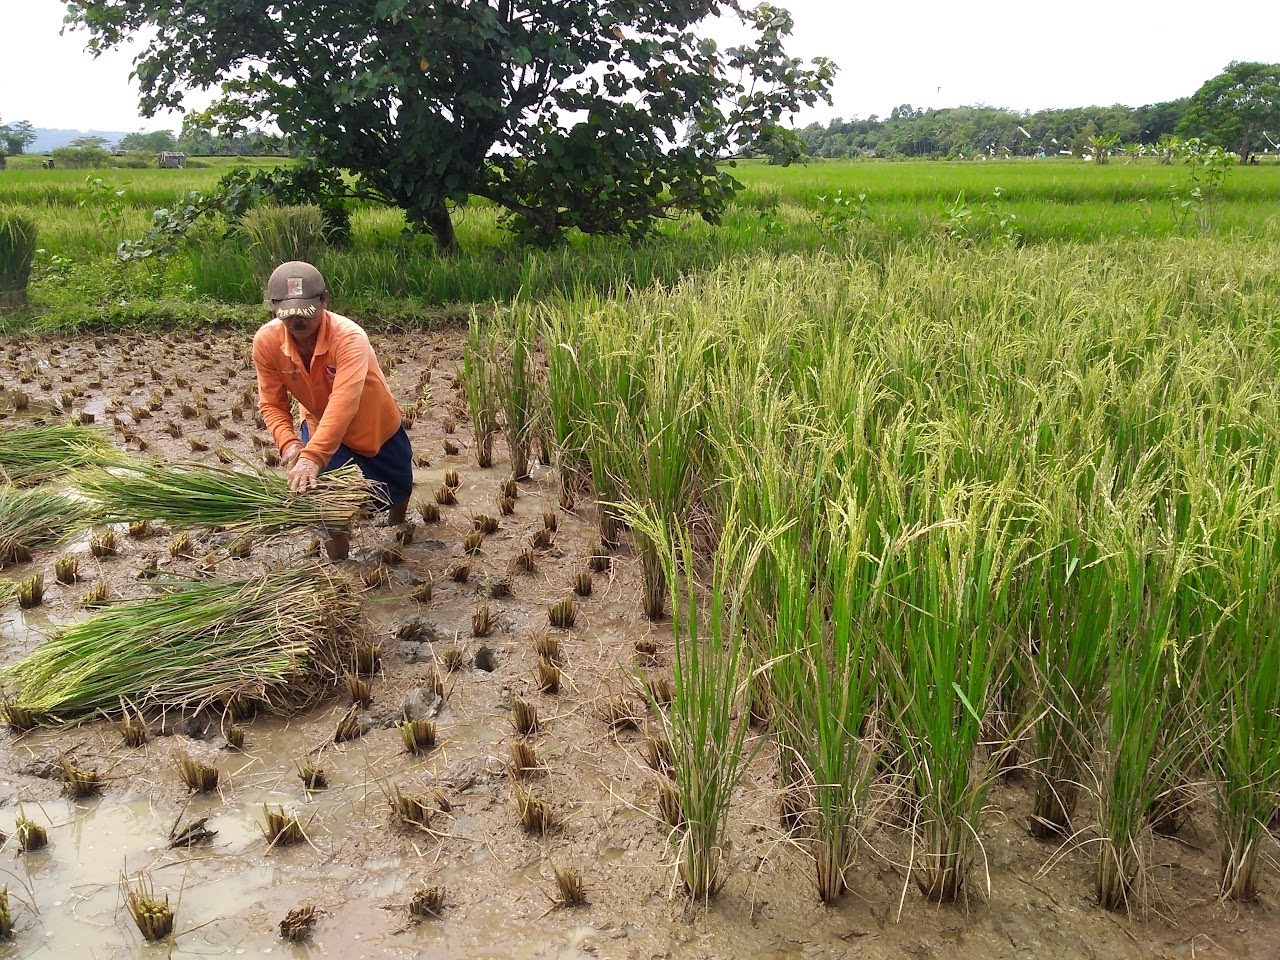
[28, 128, 137, 152]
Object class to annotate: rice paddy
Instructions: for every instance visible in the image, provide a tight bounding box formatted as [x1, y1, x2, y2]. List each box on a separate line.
[3, 159, 1280, 957]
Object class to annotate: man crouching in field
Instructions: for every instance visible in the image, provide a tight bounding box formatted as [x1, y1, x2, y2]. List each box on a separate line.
[253, 260, 413, 561]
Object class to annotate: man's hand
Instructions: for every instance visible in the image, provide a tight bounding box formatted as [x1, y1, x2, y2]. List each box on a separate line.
[287, 456, 320, 493]
[281, 440, 303, 468]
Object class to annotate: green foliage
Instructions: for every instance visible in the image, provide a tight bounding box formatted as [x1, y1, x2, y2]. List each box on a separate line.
[0, 118, 37, 157]
[117, 129, 178, 153]
[0, 210, 38, 299]
[50, 145, 111, 169]
[67, 0, 833, 249]
[1177, 61, 1280, 163]
[238, 204, 328, 289]
[1169, 138, 1235, 234]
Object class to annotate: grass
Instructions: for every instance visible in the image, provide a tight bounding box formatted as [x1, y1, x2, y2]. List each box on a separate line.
[0, 565, 360, 723]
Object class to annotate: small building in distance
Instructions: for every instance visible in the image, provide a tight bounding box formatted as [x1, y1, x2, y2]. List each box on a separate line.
[158, 151, 187, 168]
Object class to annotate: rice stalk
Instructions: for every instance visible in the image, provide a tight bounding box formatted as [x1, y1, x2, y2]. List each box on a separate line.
[0, 424, 118, 485]
[0, 565, 361, 723]
[122, 871, 174, 942]
[621, 502, 771, 900]
[75, 461, 373, 535]
[0, 487, 96, 568]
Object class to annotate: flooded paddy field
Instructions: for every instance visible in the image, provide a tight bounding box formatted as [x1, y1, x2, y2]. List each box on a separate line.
[1, 331, 1278, 959]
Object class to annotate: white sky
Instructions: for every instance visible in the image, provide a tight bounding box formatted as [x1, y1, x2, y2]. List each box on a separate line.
[2, 0, 1278, 133]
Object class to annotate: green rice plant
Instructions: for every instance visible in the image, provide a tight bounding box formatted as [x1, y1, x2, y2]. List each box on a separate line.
[489, 309, 538, 481]
[75, 460, 372, 535]
[767, 501, 881, 902]
[1191, 462, 1280, 901]
[240, 204, 327, 290]
[1094, 473, 1199, 912]
[0, 565, 361, 723]
[621, 501, 772, 900]
[878, 479, 1030, 904]
[0, 487, 97, 568]
[596, 332, 705, 619]
[463, 322, 500, 469]
[1024, 469, 1114, 839]
[0, 209, 37, 313]
[0, 425, 118, 485]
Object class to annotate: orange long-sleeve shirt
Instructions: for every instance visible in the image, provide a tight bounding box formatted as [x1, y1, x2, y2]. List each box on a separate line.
[252, 311, 402, 468]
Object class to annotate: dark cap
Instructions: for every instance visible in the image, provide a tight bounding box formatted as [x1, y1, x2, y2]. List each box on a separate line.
[267, 261, 327, 320]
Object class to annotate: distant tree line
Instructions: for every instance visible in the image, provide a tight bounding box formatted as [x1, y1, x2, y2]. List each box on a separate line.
[789, 63, 1280, 163]
[793, 101, 1191, 161]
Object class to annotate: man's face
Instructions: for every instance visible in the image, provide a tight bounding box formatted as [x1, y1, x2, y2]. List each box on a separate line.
[276, 294, 326, 340]
[282, 310, 322, 340]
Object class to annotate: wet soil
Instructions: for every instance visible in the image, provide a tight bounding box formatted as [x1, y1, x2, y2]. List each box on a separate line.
[1, 330, 1279, 959]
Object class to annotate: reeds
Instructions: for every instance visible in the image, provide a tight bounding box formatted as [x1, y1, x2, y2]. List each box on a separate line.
[75, 461, 373, 535]
[0, 565, 360, 723]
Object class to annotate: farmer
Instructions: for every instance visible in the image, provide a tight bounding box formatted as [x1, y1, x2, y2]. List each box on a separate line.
[253, 260, 413, 561]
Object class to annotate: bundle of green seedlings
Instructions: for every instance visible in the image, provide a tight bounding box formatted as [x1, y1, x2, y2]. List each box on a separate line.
[0, 565, 361, 723]
[75, 460, 373, 534]
[0, 424, 119, 486]
[0, 487, 97, 568]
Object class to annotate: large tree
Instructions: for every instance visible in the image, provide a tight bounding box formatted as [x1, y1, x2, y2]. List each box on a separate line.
[118, 129, 178, 152]
[0, 119, 38, 156]
[65, 0, 834, 249]
[1178, 61, 1280, 164]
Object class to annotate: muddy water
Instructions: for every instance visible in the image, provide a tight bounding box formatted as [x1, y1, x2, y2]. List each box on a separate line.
[4, 331, 1280, 959]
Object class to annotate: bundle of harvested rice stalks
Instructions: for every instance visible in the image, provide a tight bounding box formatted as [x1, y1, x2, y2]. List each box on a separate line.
[75, 460, 373, 535]
[0, 487, 97, 568]
[0, 424, 118, 486]
[0, 565, 361, 724]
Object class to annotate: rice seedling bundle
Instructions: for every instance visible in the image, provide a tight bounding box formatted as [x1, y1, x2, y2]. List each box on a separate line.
[0, 565, 361, 724]
[0, 425, 118, 485]
[0, 486, 96, 568]
[75, 460, 373, 535]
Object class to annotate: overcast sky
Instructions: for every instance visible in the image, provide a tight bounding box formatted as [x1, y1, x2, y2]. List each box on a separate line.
[3, 0, 1278, 133]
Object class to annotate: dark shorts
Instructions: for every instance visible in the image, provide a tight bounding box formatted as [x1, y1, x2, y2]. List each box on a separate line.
[300, 422, 415, 510]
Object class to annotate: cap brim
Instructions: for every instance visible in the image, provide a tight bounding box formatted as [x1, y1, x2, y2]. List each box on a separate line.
[275, 297, 323, 320]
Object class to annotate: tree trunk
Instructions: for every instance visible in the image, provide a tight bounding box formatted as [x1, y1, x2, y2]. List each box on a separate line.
[425, 200, 458, 254]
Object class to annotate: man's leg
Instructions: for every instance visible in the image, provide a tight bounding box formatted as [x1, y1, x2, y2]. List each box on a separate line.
[350, 425, 415, 528]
